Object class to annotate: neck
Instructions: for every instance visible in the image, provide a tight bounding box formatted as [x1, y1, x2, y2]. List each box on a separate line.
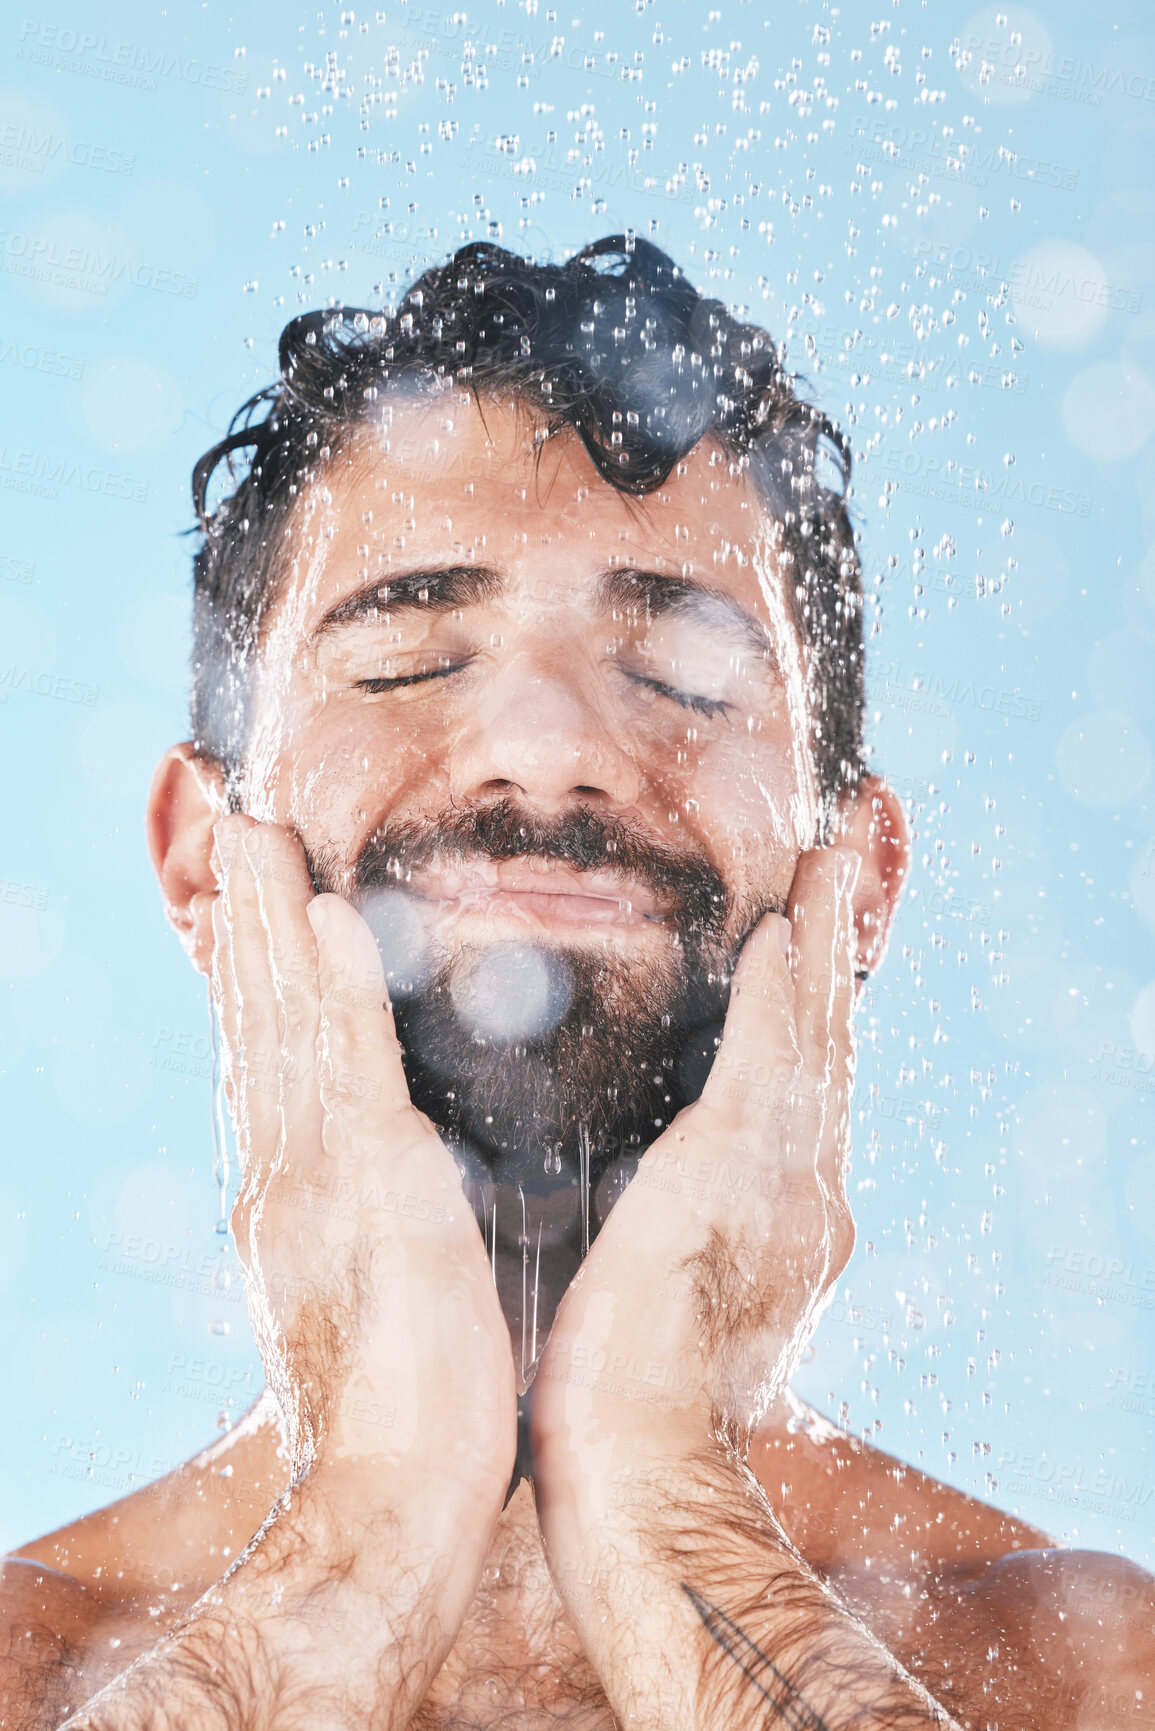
[454, 1132, 644, 1392]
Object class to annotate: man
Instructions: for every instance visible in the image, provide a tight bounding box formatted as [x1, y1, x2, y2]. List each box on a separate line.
[3, 236, 1151, 1729]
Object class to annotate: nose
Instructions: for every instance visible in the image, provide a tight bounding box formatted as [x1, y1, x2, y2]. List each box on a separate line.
[447, 653, 642, 812]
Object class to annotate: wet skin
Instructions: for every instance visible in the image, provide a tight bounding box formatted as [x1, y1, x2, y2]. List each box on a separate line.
[10, 1397, 1154, 1729]
[4, 400, 1153, 1728]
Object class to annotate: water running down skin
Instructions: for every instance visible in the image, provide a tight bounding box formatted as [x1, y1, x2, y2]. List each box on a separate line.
[3, 401, 1152, 1730]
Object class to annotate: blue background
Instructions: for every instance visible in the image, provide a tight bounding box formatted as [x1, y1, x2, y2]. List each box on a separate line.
[2, 0, 1153, 1562]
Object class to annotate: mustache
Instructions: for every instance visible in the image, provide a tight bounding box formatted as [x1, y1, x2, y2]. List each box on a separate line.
[310, 797, 733, 940]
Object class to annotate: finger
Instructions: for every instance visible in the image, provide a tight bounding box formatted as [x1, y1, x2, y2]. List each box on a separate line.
[699, 912, 800, 1123]
[307, 894, 438, 1167]
[787, 847, 858, 1082]
[243, 824, 323, 1148]
[787, 845, 859, 1213]
[213, 813, 282, 1160]
[208, 888, 239, 1119]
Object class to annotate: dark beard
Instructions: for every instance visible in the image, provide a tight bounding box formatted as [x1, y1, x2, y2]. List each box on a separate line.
[306, 798, 754, 1186]
[307, 797, 775, 1452]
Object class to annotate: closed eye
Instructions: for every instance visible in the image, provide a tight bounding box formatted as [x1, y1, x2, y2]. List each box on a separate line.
[355, 657, 473, 694]
[625, 672, 732, 719]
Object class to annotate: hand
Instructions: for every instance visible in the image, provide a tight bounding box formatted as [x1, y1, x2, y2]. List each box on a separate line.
[57, 821, 520, 1729]
[533, 843, 858, 1484]
[526, 850, 957, 1731]
[209, 814, 516, 1508]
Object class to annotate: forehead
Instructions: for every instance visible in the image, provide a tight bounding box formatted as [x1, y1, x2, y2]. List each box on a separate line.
[275, 391, 784, 628]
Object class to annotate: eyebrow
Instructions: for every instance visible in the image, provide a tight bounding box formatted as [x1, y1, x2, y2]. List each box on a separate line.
[311, 560, 774, 662]
[594, 566, 774, 661]
[310, 564, 504, 642]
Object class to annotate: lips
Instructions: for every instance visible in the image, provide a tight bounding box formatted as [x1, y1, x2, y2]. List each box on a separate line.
[402, 859, 673, 930]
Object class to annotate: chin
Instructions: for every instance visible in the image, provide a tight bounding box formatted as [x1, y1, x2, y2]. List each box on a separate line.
[385, 930, 728, 1174]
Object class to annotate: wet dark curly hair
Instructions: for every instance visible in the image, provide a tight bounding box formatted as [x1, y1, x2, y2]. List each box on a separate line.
[190, 235, 864, 814]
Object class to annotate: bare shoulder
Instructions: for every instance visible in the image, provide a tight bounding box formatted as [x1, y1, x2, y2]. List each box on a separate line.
[750, 1394, 1052, 1575]
[0, 1555, 121, 1730]
[1, 1396, 289, 1725]
[751, 1397, 1155, 1727]
[978, 1546, 1155, 1683]
[894, 1547, 1155, 1730]
[14, 1391, 288, 1599]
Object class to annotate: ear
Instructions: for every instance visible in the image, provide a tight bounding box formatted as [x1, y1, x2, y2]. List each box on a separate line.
[834, 774, 910, 978]
[146, 743, 227, 977]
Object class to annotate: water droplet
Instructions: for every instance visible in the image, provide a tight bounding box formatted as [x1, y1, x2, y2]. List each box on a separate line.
[451, 942, 572, 1042]
[360, 888, 431, 999]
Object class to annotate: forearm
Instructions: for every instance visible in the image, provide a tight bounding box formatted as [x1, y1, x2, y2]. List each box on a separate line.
[60, 1465, 492, 1731]
[544, 1440, 961, 1731]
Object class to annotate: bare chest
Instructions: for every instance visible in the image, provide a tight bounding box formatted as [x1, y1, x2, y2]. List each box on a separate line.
[414, 1664, 615, 1731]
[413, 1519, 614, 1731]
[414, 1545, 1069, 1731]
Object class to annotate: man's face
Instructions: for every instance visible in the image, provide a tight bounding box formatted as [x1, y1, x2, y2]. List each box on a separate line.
[234, 391, 818, 1231]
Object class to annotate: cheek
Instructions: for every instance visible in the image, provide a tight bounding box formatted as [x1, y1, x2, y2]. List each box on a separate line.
[665, 720, 802, 841]
[683, 730, 805, 901]
[272, 698, 449, 844]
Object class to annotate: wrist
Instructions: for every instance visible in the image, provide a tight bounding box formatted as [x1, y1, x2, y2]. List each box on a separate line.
[302, 1450, 506, 1577]
[532, 1369, 721, 1516]
[534, 1409, 761, 1607]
